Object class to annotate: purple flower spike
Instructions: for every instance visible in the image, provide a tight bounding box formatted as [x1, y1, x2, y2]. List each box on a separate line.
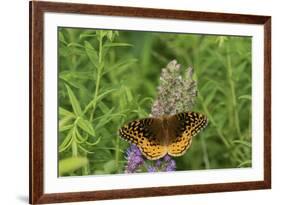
[124, 145, 176, 173]
[147, 166, 157, 172]
[125, 145, 144, 173]
[166, 159, 176, 172]
[163, 155, 172, 162]
[156, 160, 162, 167]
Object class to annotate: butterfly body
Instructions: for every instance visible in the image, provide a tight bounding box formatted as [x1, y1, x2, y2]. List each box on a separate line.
[119, 112, 208, 160]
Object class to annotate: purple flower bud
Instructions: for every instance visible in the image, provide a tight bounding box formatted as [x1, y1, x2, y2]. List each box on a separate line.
[156, 160, 162, 167]
[125, 145, 144, 173]
[147, 166, 157, 172]
[134, 155, 144, 164]
[163, 155, 171, 162]
[166, 159, 176, 172]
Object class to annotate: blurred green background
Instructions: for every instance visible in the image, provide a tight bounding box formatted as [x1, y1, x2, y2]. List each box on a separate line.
[58, 27, 252, 176]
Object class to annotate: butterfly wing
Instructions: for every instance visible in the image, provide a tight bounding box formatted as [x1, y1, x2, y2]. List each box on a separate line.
[167, 112, 208, 157]
[119, 118, 167, 160]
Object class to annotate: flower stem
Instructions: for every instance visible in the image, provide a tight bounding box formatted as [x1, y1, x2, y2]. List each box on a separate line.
[226, 45, 241, 139]
[90, 34, 104, 122]
[71, 127, 78, 157]
[200, 133, 210, 169]
[198, 92, 230, 148]
[115, 135, 120, 172]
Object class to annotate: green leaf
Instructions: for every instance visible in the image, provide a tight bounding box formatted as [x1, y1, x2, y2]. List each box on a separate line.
[94, 111, 125, 127]
[203, 88, 217, 106]
[79, 33, 96, 40]
[65, 84, 82, 116]
[85, 136, 101, 146]
[132, 109, 148, 118]
[74, 127, 87, 143]
[84, 41, 99, 68]
[67, 42, 84, 48]
[59, 124, 73, 132]
[104, 42, 133, 48]
[97, 101, 110, 114]
[94, 88, 117, 104]
[58, 45, 69, 57]
[83, 89, 116, 114]
[78, 144, 95, 154]
[94, 170, 106, 175]
[77, 118, 96, 136]
[237, 160, 251, 168]
[232, 140, 251, 148]
[103, 160, 117, 174]
[103, 58, 138, 76]
[94, 108, 125, 130]
[97, 30, 106, 41]
[124, 86, 133, 102]
[60, 71, 94, 80]
[216, 36, 228, 47]
[200, 78, 225, 96]
[139, 97, 154, 105]
[59, 115, 75, 130]
[59, 157, 88, 176]
[59, 107, 76, 117]
[60, 74, 82, 89]
[238, 95, 251, 101]
[106, 31, 113, 41]
[59, 130, 74, 153]
[59, 32, 67, 44]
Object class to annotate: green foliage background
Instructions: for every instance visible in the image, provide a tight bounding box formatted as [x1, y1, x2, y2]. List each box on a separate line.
[58, 27, 252, 176]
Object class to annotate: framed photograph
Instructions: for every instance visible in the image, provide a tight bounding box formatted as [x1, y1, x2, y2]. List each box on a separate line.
[29, 1, 271, 204]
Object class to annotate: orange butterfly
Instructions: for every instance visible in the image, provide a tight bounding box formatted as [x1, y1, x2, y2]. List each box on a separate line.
[119, 112, 208, 160]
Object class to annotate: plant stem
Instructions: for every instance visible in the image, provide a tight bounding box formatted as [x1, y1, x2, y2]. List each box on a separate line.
[192, 39, 213, 165]
[82, 151, 90, 175]
[72, 127, 78, 157]
[90, 74, 101, 120]
[115, 101, 127, 173]
[226, 46, 241, 139]
[90, 34, 104, 122]
[198, 92, 230, 148]
[67, 29, 77, 71]
[200, 134, 210, 169]
[115, 135, 120, 172]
